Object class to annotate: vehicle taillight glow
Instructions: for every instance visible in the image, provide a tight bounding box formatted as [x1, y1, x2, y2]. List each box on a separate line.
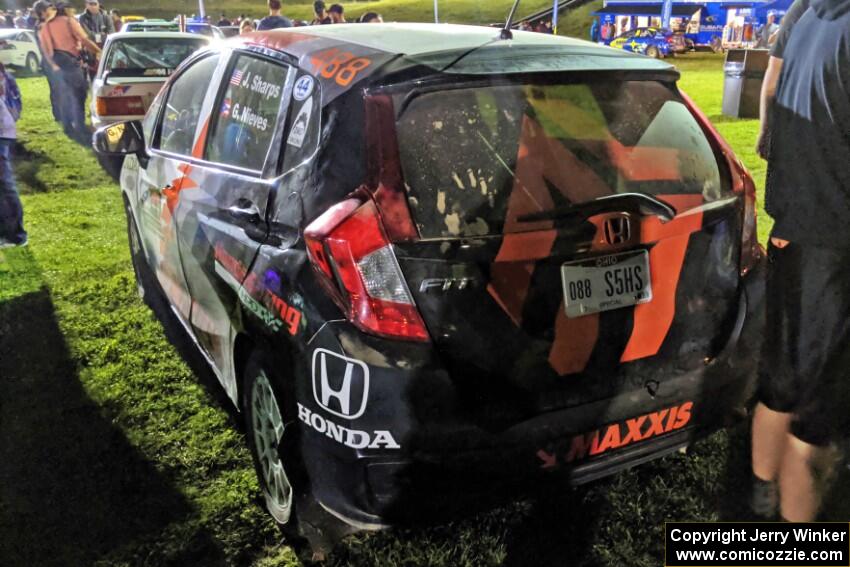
[96, 96, 145, 116]
[679, 90, 764, 276]
[305, 198, 430, 342]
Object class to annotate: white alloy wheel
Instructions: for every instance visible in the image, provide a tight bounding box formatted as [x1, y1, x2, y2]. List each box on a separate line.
[251, 370, 293, 524]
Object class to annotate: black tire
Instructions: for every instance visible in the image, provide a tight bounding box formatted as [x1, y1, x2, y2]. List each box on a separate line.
[646, 46, 660, 59]
[25, 52, 39, 76]
[242, 349, 308, 538]
[97, 154, 124, 181]
[124, 197, 151, 303]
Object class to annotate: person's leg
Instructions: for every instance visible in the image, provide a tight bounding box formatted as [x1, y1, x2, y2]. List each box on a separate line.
[74, 73, 91, 147]
[44, 65, 63, 123]
[0, 138, 25, 244]
[778, 435, 831, 521]
[57, 70, 78, 139]
[752, 403, 792, 481]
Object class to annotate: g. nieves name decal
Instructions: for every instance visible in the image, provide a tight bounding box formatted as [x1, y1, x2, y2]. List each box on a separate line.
[536, 401, 693, 469]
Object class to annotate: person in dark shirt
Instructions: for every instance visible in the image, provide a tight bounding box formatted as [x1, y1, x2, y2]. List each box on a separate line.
[217, 13, 231, 26]
[328, 3, 345, 23]
[257, 0, 292, 30]
[755, 0, 810, 158]
[311, 0, 331, 24]
[751, 0, 850, 523]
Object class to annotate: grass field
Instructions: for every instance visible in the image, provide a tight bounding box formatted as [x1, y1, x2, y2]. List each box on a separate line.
[101, 0, 599, 36]
[0, 53, 846, 567]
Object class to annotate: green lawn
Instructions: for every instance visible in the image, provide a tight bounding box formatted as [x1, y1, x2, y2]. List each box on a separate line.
[0, 54, 843, 567]
[108, 0, 598, 34]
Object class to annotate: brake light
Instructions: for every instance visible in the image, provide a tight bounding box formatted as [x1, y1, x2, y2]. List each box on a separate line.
[679, 90, 764, 276]
[304, 197, 429, 342]
[96, 95, 145, 116]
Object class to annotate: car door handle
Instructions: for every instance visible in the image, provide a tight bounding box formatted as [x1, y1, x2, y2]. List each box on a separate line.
[227, 203, 261, 224]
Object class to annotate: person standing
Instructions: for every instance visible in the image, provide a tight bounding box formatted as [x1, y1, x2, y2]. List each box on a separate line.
[110, 9, 121, 32]
[590, 18, 600, 42]
[0, 63, 24, 248]
[257, 0, 292, 30]
[311, 0, 331, 24]
[31, 1, 62, 125]
[39, 1, 101, 145]
[755, 0, 810, 159]
[751, 0, 850, 522]
[358, 11, 382, 23]
[328, 4, 345, 23]
[756, 12, 779, 48]
[239, 19, 255, 34]
[216, 13, 231, 26]
[78, 0, 112, 81]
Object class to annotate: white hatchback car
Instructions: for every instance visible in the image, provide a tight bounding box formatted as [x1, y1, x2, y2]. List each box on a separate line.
[90, 31, 209, 129]
[0, 29, 41, 75]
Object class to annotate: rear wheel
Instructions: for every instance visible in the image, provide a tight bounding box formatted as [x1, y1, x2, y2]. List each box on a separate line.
[646, 45, 660, 59]
[25, 52, 39, 75]
[242, 350, 306, 532]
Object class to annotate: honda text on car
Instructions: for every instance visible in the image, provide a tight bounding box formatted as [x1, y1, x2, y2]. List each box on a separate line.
[93, 23, 765, 546]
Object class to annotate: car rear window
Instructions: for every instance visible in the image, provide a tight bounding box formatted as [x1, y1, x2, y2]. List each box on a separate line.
[396, 80, 726, 238]
[105, 38, 207, 76]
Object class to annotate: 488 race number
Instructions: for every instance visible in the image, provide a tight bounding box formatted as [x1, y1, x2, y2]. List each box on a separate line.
[309, 48, 372, 87]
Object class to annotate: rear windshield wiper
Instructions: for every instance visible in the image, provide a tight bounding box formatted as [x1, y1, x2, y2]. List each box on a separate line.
[516, 192, 677, 223]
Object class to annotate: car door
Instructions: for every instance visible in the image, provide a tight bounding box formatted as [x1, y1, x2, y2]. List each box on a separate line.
[173, 50, 295, 400]
[611, 30, 635, 50]
[135, 53, 223, 324]
[10, 33, 27, 66]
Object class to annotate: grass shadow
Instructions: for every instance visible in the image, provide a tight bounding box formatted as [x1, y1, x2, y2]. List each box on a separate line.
[13, 140, 54, 194]
[0, 285, 215, 566]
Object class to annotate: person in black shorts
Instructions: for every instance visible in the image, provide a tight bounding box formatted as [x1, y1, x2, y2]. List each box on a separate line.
[751, 0, 850, 522]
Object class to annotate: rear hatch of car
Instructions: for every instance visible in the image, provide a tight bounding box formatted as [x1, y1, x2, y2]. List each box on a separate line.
[95, 36, 208, 118]
[383, 76, 746, 424]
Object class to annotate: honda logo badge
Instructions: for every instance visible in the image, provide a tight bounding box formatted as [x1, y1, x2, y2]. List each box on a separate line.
[311, 349, 370, 420]
[603, 215, 631, 246]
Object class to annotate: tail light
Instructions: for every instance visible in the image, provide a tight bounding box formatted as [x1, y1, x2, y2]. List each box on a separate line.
[679, 90, 764, 276]
[304, 197, 430, 342]
[96, 96, 145, 117]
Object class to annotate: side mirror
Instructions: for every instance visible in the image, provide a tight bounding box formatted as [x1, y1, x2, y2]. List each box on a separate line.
[93, 120, 147, 159]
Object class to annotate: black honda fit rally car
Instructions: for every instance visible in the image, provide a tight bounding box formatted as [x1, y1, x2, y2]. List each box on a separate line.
[94, 23, 765, 539]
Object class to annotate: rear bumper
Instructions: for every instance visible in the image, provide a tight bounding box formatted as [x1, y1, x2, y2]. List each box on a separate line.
[90, 113, 145, 130]
[304, 257, 766, 528]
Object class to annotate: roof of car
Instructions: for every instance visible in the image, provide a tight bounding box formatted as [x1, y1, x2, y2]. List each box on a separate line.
[245, 22, 673, 74]
[288, 22, 591, 55]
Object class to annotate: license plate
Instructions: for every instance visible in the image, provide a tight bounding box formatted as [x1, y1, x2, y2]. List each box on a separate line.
[561, 250, 652, 318]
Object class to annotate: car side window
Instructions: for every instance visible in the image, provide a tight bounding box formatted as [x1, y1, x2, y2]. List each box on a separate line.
[205, 54, 289, 171]
[157, 55, 220, 156]
[143, 90, 164, 144]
